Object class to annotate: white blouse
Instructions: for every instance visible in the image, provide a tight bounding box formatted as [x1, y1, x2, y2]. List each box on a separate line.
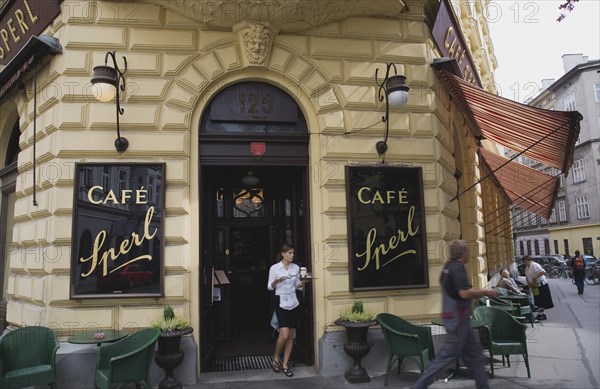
[525, 261, 547, 286]
[267, 261, 304, 310]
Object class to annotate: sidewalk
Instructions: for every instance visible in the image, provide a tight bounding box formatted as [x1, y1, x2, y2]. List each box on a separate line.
[187, 278, 600, 388]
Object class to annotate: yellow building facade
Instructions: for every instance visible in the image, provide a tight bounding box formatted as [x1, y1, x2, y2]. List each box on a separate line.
[0, 0, 514, 384]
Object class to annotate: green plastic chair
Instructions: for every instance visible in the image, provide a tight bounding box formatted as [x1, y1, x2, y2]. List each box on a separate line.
[495, 287, 534, 327]
[0, 325, 60, 389]
[478, 296, 523, 319]
[473, 306, 531, 378]
[94, 327, 160, 389]
[376, 313, 435, 386]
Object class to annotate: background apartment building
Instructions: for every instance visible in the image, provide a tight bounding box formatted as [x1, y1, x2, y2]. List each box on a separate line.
[511, 54, 600, 258]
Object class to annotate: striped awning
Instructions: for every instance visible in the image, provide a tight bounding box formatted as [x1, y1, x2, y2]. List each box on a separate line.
[437, 69, 582, 174]
[479, 148, 558, 219]
[0, 35, 62, 101]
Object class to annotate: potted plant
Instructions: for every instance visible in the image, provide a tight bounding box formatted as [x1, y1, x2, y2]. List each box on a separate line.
[151, 304, 193, 389]
[334, 301, 377, 383]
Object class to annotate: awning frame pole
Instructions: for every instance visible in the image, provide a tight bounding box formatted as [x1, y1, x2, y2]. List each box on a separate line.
[32, 63, 38, 206]
[450, 118, 569, 203]
[490, 188, 559, 237]
[481, 173, 559, 228]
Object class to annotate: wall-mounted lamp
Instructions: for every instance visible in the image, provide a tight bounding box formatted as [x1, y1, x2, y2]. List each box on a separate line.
[375, 63, 410, 159]
[91, 51, 128, 152]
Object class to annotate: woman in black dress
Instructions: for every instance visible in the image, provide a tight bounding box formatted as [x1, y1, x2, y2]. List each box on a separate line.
[267, 244, 309, 377]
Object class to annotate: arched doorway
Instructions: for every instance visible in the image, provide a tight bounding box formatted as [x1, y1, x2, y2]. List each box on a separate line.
[198, 82, 313, 372]
[0, 119, 20, 331]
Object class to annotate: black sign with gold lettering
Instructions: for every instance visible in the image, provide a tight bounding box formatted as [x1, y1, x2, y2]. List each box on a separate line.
[70, 163, 165, 298]
[0, 0, 61, 65]
[346, 165, 428, 291]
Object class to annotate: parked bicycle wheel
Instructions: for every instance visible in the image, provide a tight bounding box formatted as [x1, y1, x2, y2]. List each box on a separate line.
[584, 266, 596, 285]
[547, 266, 559, 279]
[584, 265, 599, 285]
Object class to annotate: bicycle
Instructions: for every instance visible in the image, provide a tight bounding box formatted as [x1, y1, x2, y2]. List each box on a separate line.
[546, 265, 560, 279]
[584, 264, 599, 285]
[558, 263, 571, 279]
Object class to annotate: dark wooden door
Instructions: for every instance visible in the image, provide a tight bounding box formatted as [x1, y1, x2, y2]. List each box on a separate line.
[198, 81, 312, 371]
[200, 166, 313, 371]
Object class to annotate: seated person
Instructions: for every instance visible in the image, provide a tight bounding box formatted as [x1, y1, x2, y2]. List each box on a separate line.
[497, 268, 538, 322]
[497, 269, 525, 294]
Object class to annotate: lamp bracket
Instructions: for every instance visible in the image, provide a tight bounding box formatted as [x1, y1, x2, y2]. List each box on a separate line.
[374, 63, 398, 162]
[93, 51, 129, 152]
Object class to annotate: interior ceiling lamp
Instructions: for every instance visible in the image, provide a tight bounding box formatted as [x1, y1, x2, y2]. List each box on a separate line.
[241, 170, 260, 186]
[375, 63, 410, 159]
[91, 51, 128, 152]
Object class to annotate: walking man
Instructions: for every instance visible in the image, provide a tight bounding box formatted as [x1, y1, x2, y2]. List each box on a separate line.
[570, 250, 585, 294]
[411, 240, 498, 389]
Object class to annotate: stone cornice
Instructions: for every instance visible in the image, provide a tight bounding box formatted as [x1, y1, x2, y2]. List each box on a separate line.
[131, 0, 407, 33]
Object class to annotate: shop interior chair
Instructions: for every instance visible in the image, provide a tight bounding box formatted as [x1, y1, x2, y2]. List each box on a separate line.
[376, 313, 435, 386]
[94, 327, 160, 389]
[0, 325, 60, 389]
[473, 306, 531, 378]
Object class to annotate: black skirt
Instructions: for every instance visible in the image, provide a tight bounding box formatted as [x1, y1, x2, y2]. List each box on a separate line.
[275, 295, 300, 329]
[534, 282, 554, 309]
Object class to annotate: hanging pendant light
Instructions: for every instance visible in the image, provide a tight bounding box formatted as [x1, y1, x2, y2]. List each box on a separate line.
[241, 170, 260, 186]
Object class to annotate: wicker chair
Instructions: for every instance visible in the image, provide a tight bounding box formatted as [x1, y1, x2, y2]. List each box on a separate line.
[0, 326, 60, 389]
[376, 313, 435, 386]
[94, 327, 160, 389]
[495, 286, 534, 326]
[473, 306, 531, 378]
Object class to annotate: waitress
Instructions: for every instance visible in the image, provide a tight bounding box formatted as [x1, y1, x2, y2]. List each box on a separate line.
[267, 243, 309, 377]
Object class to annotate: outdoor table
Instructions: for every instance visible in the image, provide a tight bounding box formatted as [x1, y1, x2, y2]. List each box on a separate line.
[430, 316, 484, 382]
[68, 328, 131, 347]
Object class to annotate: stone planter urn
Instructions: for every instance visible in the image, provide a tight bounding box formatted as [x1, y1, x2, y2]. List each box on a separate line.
[335, 318, 377, 383]
[154, 327, 193, 389]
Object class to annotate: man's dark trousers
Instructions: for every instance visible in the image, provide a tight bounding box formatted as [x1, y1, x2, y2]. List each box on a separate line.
[411, 317, 489, 389]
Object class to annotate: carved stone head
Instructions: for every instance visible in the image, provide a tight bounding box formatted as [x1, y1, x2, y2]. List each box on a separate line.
[234, 22, 278, 67]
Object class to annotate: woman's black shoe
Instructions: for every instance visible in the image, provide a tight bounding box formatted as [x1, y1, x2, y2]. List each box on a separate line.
[271, 360, 281, 373]
[282, 366, 293, 377]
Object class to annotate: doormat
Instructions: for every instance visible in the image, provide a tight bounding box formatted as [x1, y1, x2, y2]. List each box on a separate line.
[209, 354, 304, 372]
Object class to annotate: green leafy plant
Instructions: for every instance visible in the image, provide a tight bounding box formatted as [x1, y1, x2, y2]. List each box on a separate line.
[151, 304, 190, 332]
[338, 300, 375, 323]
